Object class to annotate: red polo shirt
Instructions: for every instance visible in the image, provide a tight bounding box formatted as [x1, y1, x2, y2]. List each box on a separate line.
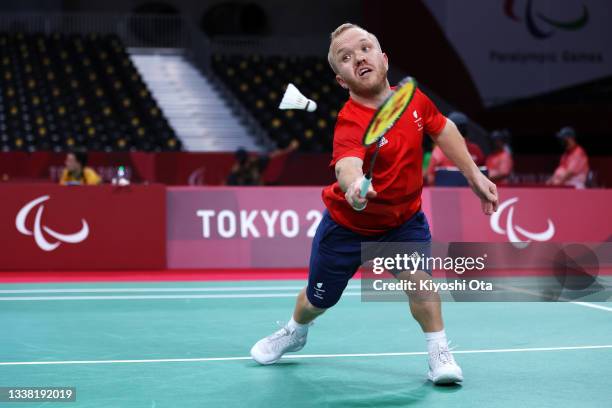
[322, 88, 446, 235]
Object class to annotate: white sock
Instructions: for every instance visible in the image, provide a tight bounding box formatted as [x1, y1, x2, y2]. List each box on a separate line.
[425, 329, 448, 351]
[287, 317, 309, 336]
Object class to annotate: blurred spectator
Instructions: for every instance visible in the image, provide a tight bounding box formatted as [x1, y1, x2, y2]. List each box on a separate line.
[226, 148, 261, 186]
[59, 150, 101, 186]
[426, 112, 485, 185]
[486, 130, 513, 184]
[547, 126, 590, 189]
[260, 139, 300, 184]
[226, 141, 300, 186]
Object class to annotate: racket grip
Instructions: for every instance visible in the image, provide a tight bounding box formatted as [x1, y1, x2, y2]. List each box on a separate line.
[359, 176, 372, 198]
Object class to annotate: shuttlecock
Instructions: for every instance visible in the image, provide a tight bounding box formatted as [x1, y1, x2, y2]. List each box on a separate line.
[279, 83, 317, 112]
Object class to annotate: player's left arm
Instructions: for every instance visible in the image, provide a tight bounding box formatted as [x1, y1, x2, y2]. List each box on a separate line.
[434, 119, 499, 215]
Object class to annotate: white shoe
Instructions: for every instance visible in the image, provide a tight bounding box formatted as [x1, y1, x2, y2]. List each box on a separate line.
[427, 342, 463, 384]
[250, 323, 308, 365]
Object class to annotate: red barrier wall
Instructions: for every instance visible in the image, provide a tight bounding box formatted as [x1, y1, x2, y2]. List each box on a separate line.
[166, 187, 612, 269]
[0, 152, 608, 187]
[166, 187, 326, 268]
[0, 152, 335, 186]
[429, 187, 612, 242]
[0, 184, 166, 270]
[0, 152, 157, 184]
[1, 185, 611, 270]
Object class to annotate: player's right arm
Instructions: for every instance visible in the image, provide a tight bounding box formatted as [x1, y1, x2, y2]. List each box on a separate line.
[336, 156, 363, 192]
[332, 114, 376, 210]
[335, 157, 376, 210]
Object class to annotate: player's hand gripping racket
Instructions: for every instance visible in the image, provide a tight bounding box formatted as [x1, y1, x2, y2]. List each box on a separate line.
[359, 77, 418, 197]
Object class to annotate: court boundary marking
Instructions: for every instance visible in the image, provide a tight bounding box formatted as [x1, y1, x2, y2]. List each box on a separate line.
[571, 301, 612, 312]
[496, 284, 612, 312]
[0, 283, 610, 312]
[0, 292, 362, 301]
[0, 345, 610, 366]
[0, 285, 359, 294]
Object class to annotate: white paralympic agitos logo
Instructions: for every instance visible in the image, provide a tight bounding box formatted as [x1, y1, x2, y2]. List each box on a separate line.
[490, 197, 555, 243]
[15, 195, 89, 251]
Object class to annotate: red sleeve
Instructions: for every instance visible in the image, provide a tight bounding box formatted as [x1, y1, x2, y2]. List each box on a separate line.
[330, 115, 366, 166]
[417, 88, 447, 137]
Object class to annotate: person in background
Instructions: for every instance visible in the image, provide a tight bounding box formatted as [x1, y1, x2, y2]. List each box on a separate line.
[226, 148, 261, 186]
[227, 141, 301, 186]
[547, 126, 590, 188]
[486, 129, 513, 185]
[425, 111, 485, 185]
[260, 139, 300, 185]
[59, 150, 101, 185]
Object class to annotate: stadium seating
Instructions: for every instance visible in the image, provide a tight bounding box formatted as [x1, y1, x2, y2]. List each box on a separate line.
[0, 32, 180, 152]
[213, 54, 348, 152]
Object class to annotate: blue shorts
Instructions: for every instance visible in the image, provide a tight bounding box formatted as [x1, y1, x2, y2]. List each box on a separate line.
[306, 210, 432, 309]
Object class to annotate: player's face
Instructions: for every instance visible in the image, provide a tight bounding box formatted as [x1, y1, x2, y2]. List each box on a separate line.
[332, 28, 388, 97]
[65, 153, 80, 172]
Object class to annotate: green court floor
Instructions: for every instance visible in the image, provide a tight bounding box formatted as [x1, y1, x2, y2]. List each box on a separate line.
[1, 280, 611, 407]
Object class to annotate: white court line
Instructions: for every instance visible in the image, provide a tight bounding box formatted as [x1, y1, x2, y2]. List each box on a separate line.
[496, 284, 612, 313]
[0, 345, 610, 366]
[1, 288, 610, 309]
[0, 286, 359, 294]
[0, 292, 362, 301]
[571, 302, 612, 312]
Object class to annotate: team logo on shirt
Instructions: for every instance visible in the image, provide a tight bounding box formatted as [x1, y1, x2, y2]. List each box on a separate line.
[412, 110, 423, 131]
[379, 136, 389, 147]
[15, 195, 90, 251]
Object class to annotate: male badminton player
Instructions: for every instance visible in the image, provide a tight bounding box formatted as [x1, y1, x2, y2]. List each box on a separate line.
[251, 23, 499, 385]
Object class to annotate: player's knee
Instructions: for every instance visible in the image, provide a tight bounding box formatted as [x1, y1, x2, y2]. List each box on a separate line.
[305, 301, 327, 316]
[408, 288, 439, 304]
[305, 289, 338, 312]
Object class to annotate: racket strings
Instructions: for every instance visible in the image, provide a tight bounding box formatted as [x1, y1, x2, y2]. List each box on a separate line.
[365, 138, 384, 179]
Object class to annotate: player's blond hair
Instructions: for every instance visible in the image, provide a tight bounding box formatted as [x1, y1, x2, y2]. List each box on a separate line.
[327, 23, 382, 74]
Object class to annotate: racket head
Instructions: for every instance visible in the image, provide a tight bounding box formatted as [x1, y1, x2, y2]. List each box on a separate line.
[362, 77, 418, 146]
